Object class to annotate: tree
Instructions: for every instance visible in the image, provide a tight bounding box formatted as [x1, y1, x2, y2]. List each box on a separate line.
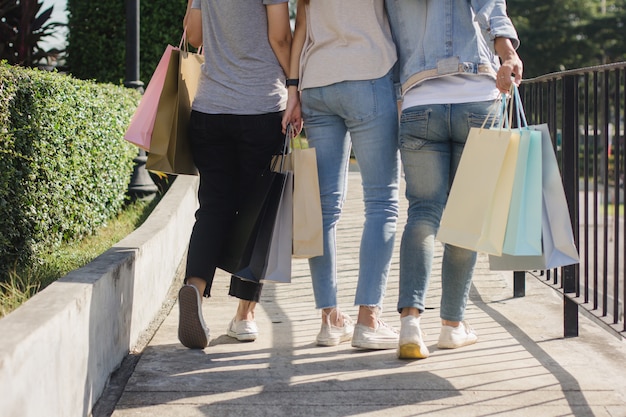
[0, 0, 64, 68]
[583, 0, 626, 64]
[508, 0, 594, 78]
[508, 0, 626, 78]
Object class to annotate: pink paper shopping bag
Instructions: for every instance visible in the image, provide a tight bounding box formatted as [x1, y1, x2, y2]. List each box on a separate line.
[124, 44, 175, 151]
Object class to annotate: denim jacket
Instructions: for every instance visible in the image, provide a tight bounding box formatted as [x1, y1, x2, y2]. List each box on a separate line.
[385, 0, 519, 96]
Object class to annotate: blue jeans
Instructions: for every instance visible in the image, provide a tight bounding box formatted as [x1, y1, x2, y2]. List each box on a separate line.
[397, 101, 497, 321]
[301, 72, 400, 309]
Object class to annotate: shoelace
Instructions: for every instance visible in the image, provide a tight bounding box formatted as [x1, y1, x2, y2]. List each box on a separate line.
[460, 320, 475, 335]
[376, 319, 399, 334]
[323, 308, 353, 328]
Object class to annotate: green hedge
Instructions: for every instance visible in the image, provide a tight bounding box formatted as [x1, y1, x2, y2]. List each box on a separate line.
[0, 63, 141, 279]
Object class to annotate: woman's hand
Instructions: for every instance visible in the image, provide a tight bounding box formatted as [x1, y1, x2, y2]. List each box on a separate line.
[282, 88, 303, 135]
[494, 37, 523, 93]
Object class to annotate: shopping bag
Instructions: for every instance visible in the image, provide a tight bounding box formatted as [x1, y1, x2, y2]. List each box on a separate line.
[146, 37, 203, 175]
[437, 97, 521, 255]
[217, 134, 292, 278]
[123, 45, 174, 151]
[489, 123, 580, 270]
[291, 135, 323, 258]
[216, 168, 280, 274]
[236, 172, 293, 283]
[501, 88, 543, 256]
[233, 170, 289, 283]
[263, 172, 293, 283]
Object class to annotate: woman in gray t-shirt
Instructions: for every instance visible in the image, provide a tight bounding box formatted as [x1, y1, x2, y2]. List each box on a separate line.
[177, 0, 292, 350]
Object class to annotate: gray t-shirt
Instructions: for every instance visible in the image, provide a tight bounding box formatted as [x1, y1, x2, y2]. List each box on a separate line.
[190, 0, 287, 115]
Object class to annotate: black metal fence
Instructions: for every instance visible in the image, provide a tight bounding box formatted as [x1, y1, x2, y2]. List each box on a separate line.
[519, 62, 626, 338]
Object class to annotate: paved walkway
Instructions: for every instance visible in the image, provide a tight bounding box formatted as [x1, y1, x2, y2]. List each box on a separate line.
[103, 171, 626, 417]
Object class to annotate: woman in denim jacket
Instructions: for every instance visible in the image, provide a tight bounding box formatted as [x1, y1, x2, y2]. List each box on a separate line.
[385, 0, 524, 359]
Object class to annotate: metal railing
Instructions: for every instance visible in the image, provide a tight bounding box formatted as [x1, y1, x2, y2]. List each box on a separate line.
[519, 62, 626, 338]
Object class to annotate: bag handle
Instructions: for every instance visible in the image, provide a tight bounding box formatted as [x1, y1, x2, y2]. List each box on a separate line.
[511, 84, 529, 129]
[180, 28, 202, 54]
[481, 93, 509, 131]
[270, 126, 292, 174]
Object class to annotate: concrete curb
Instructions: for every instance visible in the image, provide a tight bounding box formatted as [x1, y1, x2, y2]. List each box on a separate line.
[0, 175, 199, 417]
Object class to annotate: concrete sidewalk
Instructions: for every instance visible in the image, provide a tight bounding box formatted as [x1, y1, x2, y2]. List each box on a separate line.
[104, 171, 626, 417]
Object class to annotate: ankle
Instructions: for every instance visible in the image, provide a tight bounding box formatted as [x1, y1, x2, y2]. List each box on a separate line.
[442, 319, 460, 327]
[400, 307, 421, 319]
[357, 305, 379, 328]
[236, 300, 256, 321]
[186, 277, 206, 296]
[322, 308, 344, 327]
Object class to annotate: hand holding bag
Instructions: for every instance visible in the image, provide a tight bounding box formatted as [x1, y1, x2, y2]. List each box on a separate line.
[437, 95, 521, 255]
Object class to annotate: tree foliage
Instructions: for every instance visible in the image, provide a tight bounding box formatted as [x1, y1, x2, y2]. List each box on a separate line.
[508, 0, 626, 78]
[66, 0, 186, 85]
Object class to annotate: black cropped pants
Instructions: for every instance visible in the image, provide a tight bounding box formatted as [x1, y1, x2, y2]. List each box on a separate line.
[185, 110, 284, 302]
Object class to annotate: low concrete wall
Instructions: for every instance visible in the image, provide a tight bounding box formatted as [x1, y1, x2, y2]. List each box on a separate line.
[0, 175, 199, 417]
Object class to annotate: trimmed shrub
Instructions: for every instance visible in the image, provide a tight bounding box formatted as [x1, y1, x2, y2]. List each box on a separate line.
[0, 63, 141, 279]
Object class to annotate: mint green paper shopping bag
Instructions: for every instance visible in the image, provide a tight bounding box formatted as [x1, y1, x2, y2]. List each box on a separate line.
[501, 128, 543, 256]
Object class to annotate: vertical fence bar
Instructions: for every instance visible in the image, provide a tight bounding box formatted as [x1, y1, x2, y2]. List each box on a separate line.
[563, 75, 580, 337]
[616, 69, 626, 332]
[603, 71, 610, 317]
[593, 71, 600, 311]
[513, 271, 525, 297]
[614, 69, 622, 324]
[583, 73, 590, 303]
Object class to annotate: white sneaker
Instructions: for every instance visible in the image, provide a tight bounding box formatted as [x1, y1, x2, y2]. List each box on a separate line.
[316, 313, 354, 346]
[351, 320, 399, 350]
[227, 318, 258, 342]
[437, 321, 478, 349]
[398, 315, 430, 359]
[177, 285, 210, 349]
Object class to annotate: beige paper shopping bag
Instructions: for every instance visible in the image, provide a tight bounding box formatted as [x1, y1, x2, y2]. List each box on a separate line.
[437, 126, 520, 255]
[291, 137, 323, 258]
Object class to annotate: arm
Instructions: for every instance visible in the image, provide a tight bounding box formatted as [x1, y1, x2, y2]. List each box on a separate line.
[266, 2, 292, 76]
[472, 0, 523, 92]
[494, 37, 523, 93]
[183, 0, 202, 48]
[281, 0, 306, 133]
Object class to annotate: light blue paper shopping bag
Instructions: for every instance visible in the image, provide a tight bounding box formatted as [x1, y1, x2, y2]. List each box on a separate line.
[501, 127, 543, 256]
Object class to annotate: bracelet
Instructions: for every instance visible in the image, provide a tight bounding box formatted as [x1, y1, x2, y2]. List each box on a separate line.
[285, 78, 300, 87]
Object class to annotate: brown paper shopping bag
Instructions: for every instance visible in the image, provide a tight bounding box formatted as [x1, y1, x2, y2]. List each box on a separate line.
[437, 106, 521, 255]
[291, 136, 323, 258]
[147, 36, 203, 175]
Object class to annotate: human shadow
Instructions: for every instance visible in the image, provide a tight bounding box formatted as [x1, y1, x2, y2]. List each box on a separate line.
[467, 283, 595, 417]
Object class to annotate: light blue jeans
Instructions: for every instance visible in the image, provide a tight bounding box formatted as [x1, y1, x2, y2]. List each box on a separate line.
[301, 72, 400, 310]
[397, 101, 498, 322]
